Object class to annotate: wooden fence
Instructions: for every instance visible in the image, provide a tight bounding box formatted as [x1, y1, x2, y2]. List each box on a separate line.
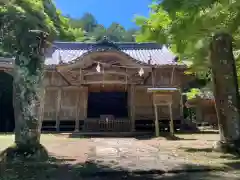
[84, 118, 131, 132]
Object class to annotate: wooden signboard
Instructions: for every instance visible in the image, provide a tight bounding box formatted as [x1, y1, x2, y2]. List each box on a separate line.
[147, 88, 178, 137]
[153, 94, 172, 105]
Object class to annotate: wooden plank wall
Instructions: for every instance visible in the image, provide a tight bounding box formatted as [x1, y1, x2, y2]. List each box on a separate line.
[42, 68, 183, 125]
[144, 68, 183, 87]
[59, 89, 78, 120]
[134, 88, 181, 120]
[43, 71, 68, 86]
[134, 87, 154, 120]
[43, 87, 88, 121]
[43, 72, 88, 124]
[44, 88, 58, 121]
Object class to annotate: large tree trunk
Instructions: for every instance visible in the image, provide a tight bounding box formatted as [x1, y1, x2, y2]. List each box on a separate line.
[210, 33, 240, 152]
[13, 54, 45, 146]
[12, 31, 47, 150]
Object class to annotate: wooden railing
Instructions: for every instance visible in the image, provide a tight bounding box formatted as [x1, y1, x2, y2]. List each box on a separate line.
[84, 118, 131, 132]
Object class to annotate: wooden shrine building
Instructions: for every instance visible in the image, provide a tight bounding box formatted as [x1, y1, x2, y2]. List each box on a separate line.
[0, 38, 189, 132]
[185, 92, 218, 127]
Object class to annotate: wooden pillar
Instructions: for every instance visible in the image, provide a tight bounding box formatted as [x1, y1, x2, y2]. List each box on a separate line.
[83, 87, 88, 119]
[130, 84, 136, 132]
[55, 88, 62, 132]
[50, 71, 54, 85]
[151, 68, 156, 87]
[82, 87, 88, 131]
[169, 103, 174, 135]
[75, 89, 81, 132]
[154, 104, 159, 137]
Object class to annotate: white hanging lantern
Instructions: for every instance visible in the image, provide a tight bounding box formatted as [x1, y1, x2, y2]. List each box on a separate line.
[139, 67, 144, 76]
[96, 62, 101, 73]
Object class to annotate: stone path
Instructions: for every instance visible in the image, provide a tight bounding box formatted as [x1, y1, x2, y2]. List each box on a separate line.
[88, 138, 194, 172]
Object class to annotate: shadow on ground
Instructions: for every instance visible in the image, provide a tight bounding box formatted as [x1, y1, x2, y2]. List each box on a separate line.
[224, 161, 240, 170]
[175, 130, 219, 134]
[180, 147, 214, 153]
[1, 156, 239, 180]
[180, 147, 240, 161]
[67, 132, 198, 141]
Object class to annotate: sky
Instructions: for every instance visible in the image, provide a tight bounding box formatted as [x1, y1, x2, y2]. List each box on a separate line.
[54, 0, 152, 29]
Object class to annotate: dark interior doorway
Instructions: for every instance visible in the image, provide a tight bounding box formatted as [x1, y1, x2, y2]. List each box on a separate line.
[87, 92, 128, 118]
[0, 71, 15, 132]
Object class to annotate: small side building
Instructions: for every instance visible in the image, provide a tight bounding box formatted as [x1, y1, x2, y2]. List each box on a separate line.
[185, 92, 218, 127]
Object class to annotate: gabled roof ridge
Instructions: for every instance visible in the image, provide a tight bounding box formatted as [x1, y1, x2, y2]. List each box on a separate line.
[52, 41, 162, 51]
[53, 41, 161, 45]
[54, 41, 94, 44]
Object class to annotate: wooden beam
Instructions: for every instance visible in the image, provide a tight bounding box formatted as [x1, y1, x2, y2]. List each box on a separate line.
[170, 66, 176, 85]
[169, 103, 174, 135]
[55, 88, 62, 132]
[45, 86, 84, 90]
[82, 66, 128, 72]
[50, 71, 54, 85]
[130, 85, 136, 132]
[151, 68, 156, 87]
[124, 68, 128, 91]
[82, 63, 97, 71]
[75, 91, 81, 132]
[83, 87, 88, 119]
[143, 72, 151, 84]
[55, 70, 72, 86]
[83, 80, 132, 84]
[56, 56, 91, 71]
[154, 104, 159, 137]
[79, 68, 83, 83]
[84, 71, 130, 77]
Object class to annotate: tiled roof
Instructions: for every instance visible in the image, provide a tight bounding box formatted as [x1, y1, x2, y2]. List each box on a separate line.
[0, 39, 181, 68]
[45, 39, 178, 66]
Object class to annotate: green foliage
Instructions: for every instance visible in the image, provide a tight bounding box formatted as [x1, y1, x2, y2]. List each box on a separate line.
[0, 0, 85, 56]
[69, 13, 137, 42]
[184, 88, 201, 100]
[135, 0, 240, 76]
[1, 2, 137, 56]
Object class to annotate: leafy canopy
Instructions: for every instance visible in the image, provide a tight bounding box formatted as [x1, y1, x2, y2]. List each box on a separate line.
[0, 0, 84, 56]
[69, 13, 137, 42]
[135, 0, 240, 73]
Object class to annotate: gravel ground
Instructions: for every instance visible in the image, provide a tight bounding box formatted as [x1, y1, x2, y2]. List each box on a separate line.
[1, 134, 240, 180]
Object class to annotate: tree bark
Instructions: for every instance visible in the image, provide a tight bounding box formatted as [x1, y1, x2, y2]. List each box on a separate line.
[210, 33, 240, 152]
[13, 32, 47, 147]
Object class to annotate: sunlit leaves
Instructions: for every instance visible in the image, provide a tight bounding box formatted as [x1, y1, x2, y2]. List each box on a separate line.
[135, 0, 240, 75]
[184, 88, 201, 100]
[0, 0, 82, 56]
